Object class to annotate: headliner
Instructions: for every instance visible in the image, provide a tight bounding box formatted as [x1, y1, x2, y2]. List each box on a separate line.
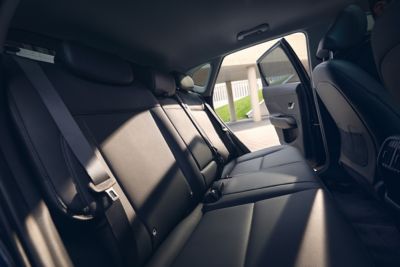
[10, 0, 355, 71]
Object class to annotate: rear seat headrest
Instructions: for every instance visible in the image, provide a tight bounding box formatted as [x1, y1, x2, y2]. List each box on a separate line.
[177, 75, 194, 91]
[316, 5, 367, 60]
[145, 70, 176, 97]
[55, 42, 134, 85]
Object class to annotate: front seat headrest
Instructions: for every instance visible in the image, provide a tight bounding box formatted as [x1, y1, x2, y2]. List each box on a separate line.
[316, 5, 367, 60]
[372, 0, 400, 103]
[55, 41, 134, 85]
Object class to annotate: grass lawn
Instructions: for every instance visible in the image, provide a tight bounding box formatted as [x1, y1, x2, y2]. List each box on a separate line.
[216, 90, 263, 122]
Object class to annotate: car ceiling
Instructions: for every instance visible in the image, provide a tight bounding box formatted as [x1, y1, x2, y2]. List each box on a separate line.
[10, 0, 357, 71]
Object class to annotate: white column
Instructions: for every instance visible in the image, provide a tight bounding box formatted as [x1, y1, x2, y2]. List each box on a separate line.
[247, 65, 261, 122]
[225, 81, 237, 122]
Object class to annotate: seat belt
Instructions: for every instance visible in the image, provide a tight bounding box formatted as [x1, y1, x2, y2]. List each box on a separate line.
[175, 93, 225, 166]
[14, 57, 137, 266]
[203, 101, 248, 156]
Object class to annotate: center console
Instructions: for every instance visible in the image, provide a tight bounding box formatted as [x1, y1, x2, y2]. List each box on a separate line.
[378, 136, 400, 207]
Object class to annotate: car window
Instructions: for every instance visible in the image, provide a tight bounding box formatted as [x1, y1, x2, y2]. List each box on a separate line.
[212, 32, 308, 122]
[258, 46, 300, 85]
[190, 63, 211, 92]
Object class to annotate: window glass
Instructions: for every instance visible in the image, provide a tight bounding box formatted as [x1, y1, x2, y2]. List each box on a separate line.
[191, 63, 211, 87]
[258, 46, 300, 85]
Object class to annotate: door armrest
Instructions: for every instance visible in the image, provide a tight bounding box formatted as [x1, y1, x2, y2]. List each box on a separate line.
[270, 114, 297, 129]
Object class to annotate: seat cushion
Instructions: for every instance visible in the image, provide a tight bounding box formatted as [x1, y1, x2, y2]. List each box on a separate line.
[205, 160, 320, 210]
[213, 145, 320, 209]
[219, 164, 318, 194]
[150, 189, 373, 267]
[222, 145, 307, 177]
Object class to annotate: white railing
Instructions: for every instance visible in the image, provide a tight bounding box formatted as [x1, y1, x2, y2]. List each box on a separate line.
[213, 79, 262, 108]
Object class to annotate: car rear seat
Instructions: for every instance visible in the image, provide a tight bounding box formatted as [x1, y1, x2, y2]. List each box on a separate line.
[5, 42, 373, 267]
[140, 70, 320, 207]
[173, 75, 313, 177]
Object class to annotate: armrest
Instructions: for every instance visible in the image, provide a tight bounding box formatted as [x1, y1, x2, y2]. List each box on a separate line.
[270, 114, 297, 129]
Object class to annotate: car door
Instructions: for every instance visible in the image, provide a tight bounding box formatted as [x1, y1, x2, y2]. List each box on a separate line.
[257, 38, 324, 166]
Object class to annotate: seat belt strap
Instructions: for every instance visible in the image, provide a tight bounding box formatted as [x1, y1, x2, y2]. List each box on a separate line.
[175, 93, 225, 165]
[15, 57, 114, 194]
[203, 102, 246, 156]
[15, 57, 137, 265]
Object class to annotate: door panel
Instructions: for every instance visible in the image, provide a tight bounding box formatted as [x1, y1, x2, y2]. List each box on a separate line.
[262, 83, 306, 153]
[257, 38, 324, 166]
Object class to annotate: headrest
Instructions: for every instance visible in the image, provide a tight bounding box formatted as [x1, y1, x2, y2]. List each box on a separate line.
[372, 0, 400, 103]
[177, 75, 194, 91]
[317, 5, 367, 59]
[145, 70, 176, 97]
[55, 42, 134, 85]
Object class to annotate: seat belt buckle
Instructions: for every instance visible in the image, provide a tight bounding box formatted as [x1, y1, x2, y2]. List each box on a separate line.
[89, 177, 119, 202]
[203, 182, 224, 204]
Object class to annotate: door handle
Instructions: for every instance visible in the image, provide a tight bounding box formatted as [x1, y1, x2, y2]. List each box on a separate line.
[288, 102, 295, 110]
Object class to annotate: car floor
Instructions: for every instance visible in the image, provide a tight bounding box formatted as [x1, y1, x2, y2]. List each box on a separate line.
[324, 175, 400, 267]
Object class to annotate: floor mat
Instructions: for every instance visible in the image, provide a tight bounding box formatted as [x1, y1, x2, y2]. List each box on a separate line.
[328, 182, 400, 267]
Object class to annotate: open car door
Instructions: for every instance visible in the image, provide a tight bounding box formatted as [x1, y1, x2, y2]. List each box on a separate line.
[257, 38, 324, 167]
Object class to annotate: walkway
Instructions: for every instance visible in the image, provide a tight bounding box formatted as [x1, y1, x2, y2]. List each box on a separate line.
[227, 117, 280, 152]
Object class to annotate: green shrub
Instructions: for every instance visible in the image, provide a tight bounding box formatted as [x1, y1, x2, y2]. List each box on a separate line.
[215, 90, 263, 122]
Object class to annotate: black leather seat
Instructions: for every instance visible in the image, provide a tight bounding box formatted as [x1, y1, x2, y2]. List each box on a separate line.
[152, 188, 371, 267]
[172, 75, 313, 177]
[142, 71, 320, 204]
[372, 0, 400, 105]
[5, 41, 373, 267]
[313, 5, 400, 186]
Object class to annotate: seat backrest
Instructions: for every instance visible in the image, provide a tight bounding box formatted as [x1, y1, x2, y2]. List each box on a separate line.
[372, 0, 400, 105]
[176, 78, 233, 161]
[313, 5, 400, 185]
[6, 42, 206, 265]
[141, 69, 219, 187]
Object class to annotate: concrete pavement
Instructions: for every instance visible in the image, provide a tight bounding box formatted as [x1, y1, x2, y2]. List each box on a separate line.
[227, 117, 280, 152]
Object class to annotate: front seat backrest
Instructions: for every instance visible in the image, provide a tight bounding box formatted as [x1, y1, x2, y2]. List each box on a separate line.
[372, 0, 400, 104]
[313, 5, 400, 186]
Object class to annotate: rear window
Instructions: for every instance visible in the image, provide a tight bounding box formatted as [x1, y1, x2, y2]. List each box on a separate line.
[189, 63, 212, 93]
